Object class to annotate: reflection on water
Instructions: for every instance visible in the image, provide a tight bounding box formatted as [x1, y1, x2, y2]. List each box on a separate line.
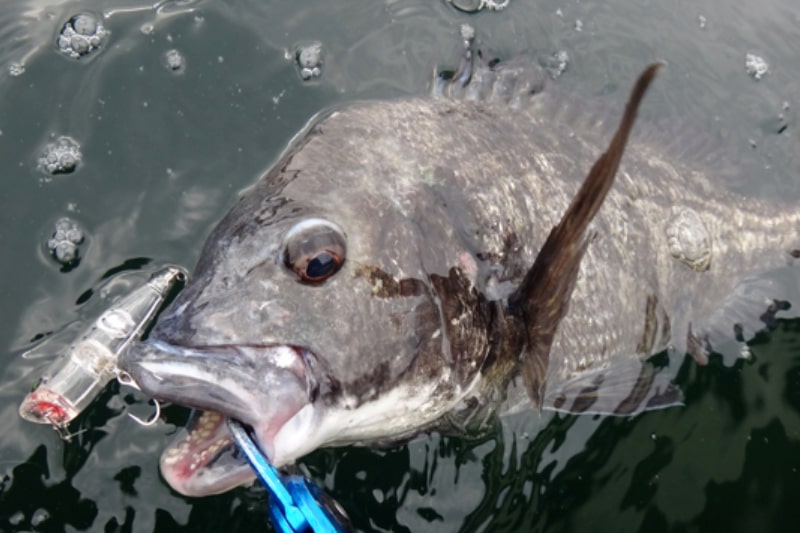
[0, 0, 798, 531]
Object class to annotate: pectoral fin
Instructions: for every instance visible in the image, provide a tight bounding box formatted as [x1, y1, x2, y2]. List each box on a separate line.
[508, 63, 663, 408]
[543, 355, 683, 415]
[687, 276, 794, 365]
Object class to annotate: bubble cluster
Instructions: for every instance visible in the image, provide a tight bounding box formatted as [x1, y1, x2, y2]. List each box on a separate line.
[541, 50, 570, 79]
[745, 53, 768, 80]
[448, 0, 510, 12]
[38, 136, 82, 175]
[47, 217, 85, 266]
[8, 62, 25, 77]
[295, 42, 323, 80]
[163, 49, 185, 72]
[460, 23, 475, 43]
[57, 13, 109, 60]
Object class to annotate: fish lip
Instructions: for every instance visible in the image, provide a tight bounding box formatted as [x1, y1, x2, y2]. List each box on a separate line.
[119, 340, 314, 494]
[119, 339, 313, 423]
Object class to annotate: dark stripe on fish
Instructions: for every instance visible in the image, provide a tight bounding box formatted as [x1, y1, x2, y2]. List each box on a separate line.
[636, 294, 660, 356]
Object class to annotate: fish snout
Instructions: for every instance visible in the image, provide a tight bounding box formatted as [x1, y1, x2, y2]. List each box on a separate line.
[118, 340, 312, 459]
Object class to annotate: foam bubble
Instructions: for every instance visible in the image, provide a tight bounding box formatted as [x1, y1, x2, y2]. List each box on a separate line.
[295, 42, 323, 81]
[541, 50, 570, 80]
[164, 49, 185, 72]
[448, 0, 510, 12]
[745, 53, 769, 80]
[47, 217, 85, 266]
[8, 62, 25, 77]
[56, 13, 109, 60]
[38, 136, 82, 175]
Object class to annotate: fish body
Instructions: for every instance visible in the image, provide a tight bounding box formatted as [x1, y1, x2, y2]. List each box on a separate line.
[119, 55, 798, 496]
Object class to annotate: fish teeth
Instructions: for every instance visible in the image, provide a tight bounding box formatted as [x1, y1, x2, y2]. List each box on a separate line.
[163, 446, 185, 465]
[201, 411, 221, 424]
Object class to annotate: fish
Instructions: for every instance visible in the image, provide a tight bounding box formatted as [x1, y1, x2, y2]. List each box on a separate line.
[118, 38, 800, 497]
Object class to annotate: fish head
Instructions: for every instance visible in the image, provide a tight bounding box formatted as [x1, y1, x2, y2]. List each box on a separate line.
[118, 105, 500, 496]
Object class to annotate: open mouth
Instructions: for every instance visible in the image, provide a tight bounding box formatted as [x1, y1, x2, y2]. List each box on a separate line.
[118, 340, 314, 496]
[159, 409, 253, 496]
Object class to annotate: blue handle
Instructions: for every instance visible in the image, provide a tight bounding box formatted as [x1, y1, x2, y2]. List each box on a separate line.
[226, 419, 349, 533]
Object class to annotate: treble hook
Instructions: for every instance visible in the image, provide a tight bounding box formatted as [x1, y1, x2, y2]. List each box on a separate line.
[127, 398, 162, 426]
[116, 370, 161, 426]
[57, 426, 89, 442]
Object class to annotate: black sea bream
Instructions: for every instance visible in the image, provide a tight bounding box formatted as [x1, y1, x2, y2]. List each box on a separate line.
[119, 45, 799, 497]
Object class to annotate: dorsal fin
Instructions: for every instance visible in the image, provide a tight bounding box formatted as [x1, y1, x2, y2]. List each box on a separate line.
[433, 24, 548, 107]
[507, 63, 664, 408]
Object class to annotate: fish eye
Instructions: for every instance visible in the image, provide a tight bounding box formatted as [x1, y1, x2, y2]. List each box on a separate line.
[283, 219, 346, 284]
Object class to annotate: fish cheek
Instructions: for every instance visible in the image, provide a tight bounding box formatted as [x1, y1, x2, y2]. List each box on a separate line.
[350, 265, 492, 395]
[336, 267, 442, 398]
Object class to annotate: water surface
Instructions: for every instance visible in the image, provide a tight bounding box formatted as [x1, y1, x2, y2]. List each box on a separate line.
[1, 0, 798, 531]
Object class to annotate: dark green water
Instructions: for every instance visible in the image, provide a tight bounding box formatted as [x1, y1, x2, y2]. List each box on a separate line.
[1, 0, 799, 531]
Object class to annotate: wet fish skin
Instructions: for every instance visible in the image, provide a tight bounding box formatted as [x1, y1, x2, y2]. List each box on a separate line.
[119, 59, 798, 496]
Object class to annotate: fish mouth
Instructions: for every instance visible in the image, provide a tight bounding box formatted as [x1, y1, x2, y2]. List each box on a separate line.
[118, 340, 314, 496]
[158, 409, 253, 496]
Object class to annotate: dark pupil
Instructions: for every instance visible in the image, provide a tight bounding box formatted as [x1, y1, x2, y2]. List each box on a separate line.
[306, 252, 335, 279]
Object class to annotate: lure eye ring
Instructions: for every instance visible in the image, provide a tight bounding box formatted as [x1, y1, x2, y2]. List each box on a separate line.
[283, 218, 347, 285]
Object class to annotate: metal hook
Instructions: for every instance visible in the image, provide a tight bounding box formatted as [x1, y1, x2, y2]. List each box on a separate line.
[57, 426, 88, 442]
[116, 370, 161, 426]
[127, 398, 161, 426]
[115, 370, 141, 391]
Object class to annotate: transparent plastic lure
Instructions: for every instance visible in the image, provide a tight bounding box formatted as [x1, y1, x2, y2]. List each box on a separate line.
[19, 266, 186, 429]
